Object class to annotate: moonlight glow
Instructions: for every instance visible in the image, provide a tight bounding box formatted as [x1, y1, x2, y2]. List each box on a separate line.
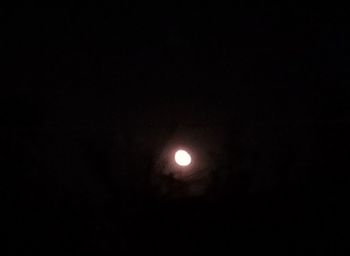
[174, 149, 192, 166]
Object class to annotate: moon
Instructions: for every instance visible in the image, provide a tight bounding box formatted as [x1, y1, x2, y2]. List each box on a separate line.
[174, 149, 192, 166]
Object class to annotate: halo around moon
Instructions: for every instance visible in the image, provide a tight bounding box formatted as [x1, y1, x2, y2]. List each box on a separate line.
[174, 149, 192, 166]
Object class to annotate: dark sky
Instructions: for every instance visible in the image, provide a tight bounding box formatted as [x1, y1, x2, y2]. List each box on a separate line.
[2, 5, 349, 255]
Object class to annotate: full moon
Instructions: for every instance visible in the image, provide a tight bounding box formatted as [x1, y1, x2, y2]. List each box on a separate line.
[174, 149, 192, 166]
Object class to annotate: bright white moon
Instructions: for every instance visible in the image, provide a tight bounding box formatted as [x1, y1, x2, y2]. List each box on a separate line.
[174, 149, 192, 166]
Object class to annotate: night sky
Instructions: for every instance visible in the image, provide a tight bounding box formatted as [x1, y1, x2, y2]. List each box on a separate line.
[2, 5, 349, 254]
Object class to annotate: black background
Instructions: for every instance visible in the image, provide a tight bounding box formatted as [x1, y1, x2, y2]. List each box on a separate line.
[1, 5, 349, 255]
